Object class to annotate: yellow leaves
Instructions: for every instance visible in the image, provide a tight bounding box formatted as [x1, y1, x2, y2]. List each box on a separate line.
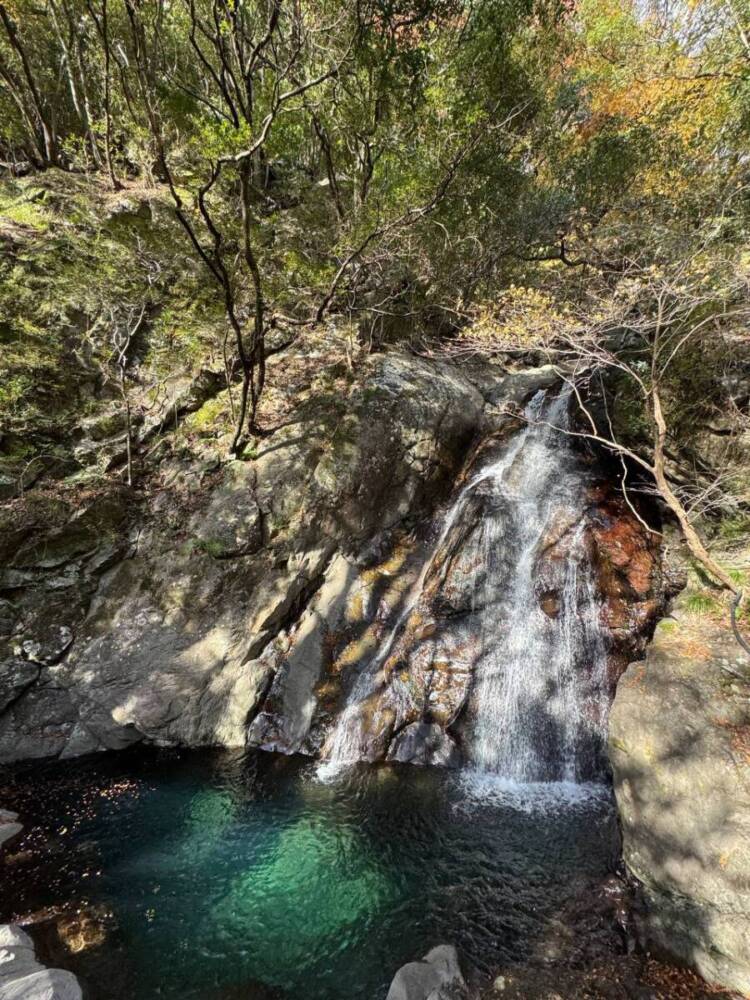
[468, 286, 576, 351]
[566, 0, 738, 200]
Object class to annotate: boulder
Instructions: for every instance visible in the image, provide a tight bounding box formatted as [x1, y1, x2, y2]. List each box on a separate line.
[387, 722, 460, 768]
[0, 924, 82, 1000]
[609, 611, 750, 997]
[386, 944, 466, 1000]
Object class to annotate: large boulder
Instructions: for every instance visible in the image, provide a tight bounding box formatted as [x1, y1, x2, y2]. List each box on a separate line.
[0, 924, 82, 1000]
[609, 609, 750, 997]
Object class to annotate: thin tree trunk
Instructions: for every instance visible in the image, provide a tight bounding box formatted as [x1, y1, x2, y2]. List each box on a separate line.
[240, 160, 265, 432]
[0, 3, 59, 165]
[100, 0, 120, 188]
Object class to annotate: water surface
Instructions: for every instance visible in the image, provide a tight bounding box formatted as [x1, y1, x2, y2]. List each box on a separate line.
[2, 749, 618, 1000]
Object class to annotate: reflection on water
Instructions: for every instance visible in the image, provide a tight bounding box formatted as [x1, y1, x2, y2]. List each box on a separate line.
[2, 749, 619, 1000]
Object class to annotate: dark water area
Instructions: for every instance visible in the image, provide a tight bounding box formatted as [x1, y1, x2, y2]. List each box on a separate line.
[1, 748, 619, 1000]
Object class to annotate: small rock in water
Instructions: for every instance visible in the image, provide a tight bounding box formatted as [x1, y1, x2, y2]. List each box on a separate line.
[386, 944, 466, 1000]
[0, 809, 22, 849]
[386, 723, 460, 768]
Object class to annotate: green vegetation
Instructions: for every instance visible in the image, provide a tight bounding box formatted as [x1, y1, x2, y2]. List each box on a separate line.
[0, 0, 748, 594]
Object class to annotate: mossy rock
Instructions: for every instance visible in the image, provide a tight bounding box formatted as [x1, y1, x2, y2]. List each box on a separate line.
[4, 488, 130, 569]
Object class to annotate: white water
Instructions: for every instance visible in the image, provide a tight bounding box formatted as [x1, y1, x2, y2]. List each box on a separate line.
[319, 390, 610, 785]
[463, 391, 609, 781]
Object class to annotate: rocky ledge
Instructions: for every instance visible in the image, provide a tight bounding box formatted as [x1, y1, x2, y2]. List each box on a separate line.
[610, 596, 750, 997]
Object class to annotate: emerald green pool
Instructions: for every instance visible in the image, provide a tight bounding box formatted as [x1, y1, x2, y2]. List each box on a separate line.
[2, 749, 618, 999]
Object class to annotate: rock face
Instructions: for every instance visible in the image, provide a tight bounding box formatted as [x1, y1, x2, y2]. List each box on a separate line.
[248, 416, 665, 771]
[609, 610, 750, 997]
[386, 944, 467, 1000]
[0, 352, 484, 762]
[0, 348, 665, 768]
[0, 924, 82, 1000]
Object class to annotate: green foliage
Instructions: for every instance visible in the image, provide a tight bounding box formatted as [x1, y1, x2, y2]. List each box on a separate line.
[0, 173, 220, 463]
[194, 538, 228, 559]
[719, 516, 750, 543]
[0, 0, 748, 516]
[683, 591, 723, 617]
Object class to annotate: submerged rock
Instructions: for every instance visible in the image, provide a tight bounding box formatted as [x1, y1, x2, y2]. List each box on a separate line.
[386, 944, 467, 1000]
[0, 924, 82, 999]
[609, 610, 750, 997]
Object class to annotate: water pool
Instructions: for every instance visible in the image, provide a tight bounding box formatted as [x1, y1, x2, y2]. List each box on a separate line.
[1, 749, 619, 1000]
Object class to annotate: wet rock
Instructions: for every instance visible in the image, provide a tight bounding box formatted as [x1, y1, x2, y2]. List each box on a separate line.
[386, 944, 467, 1000]
[538, 589, 561, 618]
[0, 924, 82, 999]
[248, 554, 360, 755]
[57, 907, 109, 953]
[484, 365, 560, 407]
[387, 722, 460, 767]
[0, 809, 22, 848]
[609, 611, 750, 996]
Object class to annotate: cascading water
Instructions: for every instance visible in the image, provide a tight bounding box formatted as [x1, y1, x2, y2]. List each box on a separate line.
[462, 391, 610, 782]
[319, 389, 611, 784]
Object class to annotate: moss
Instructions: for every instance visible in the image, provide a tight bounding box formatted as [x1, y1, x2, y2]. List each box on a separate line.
[657, 618, 678, 634]
[180, 537, 229, 559]
[718, 514, 750, 543]
[188, 395, 231, 435]
[194, 537, 228, 558]
[683, 591, 722, 616]
[0, 194, 48, 230]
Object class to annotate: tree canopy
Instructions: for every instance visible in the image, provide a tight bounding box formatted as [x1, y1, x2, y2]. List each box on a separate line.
[1, 0, 749, 595]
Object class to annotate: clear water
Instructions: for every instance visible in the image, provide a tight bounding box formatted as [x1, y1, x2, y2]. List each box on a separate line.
[2, 748, 618, 1000]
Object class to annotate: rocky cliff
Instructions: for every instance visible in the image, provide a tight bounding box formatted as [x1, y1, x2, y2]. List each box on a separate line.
[0, 349, 663, 765]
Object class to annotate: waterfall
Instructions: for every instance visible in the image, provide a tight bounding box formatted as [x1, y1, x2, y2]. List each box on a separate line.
[318, 389, 611, 784]
[463, 390, 609, 782]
